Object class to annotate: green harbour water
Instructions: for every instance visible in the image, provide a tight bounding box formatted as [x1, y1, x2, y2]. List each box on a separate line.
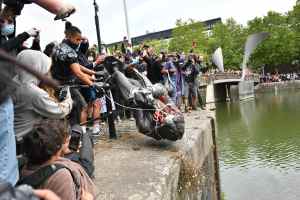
[216, 90, 300, 200]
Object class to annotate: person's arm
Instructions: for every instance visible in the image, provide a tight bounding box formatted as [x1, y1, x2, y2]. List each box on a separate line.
[0, 32, 30, 52]
[32, 87, 73, 119]
[141, 52, 152, 66]
[30, 38, 41, 51]
[78, 39, 89, 54]
[34, 190, 61, 200]
[161, 64, 168, 74]
[78, 133, 94, 178]
[80, 65, 95, 76]
[70, 63, 93, 86]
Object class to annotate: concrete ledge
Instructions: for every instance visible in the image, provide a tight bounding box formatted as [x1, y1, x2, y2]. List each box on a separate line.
[94, 111, 218, 200]
[255, 81, 300, 93]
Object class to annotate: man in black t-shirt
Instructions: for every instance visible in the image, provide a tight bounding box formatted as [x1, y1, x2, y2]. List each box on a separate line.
[51, 24, 97, 126]
[51, 24, 95, 86]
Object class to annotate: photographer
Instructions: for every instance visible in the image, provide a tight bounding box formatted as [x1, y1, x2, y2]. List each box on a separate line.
[62, 125, 94, 178]
[13, 50, 73, 152]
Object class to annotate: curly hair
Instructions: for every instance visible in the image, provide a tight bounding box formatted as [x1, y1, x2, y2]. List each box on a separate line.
[24, 119, 70, 166]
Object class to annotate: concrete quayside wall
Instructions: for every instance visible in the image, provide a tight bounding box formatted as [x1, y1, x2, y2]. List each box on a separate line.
[255, 80, 300, 93]
[201, 80, 255, 105]
[94, 111, 220, 200]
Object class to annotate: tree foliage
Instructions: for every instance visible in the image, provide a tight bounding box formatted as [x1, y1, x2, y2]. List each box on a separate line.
[143, 39, 169, 54]
[168, 19, 207, 54]
[208, 18, 247, 69]
[247, 11, 299, 70]
[143, 3, 299, 72]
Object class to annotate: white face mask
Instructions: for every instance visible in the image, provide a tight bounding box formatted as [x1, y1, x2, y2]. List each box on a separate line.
[1, 23, 15, 36]
[88, 56, 94, 62]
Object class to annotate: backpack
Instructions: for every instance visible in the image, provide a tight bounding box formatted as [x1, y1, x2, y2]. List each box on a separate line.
[17, 164, 80, 199]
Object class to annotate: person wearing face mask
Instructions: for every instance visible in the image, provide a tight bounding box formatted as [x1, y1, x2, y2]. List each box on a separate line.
[51, 22, 100, 128]
[0, 5, 40, 102]
[76, 35, 103, 135]
[0, 6, 39, 52]
[51, 22, 95, 86]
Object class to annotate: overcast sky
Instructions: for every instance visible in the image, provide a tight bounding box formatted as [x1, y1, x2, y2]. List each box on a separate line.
[16, 0, 297, 48]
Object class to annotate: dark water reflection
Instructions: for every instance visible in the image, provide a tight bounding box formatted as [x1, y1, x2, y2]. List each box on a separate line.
[216, 90, 300, 200]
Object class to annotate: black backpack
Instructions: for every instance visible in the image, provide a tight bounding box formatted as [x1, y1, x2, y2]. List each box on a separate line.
[17, 164, 80, 198]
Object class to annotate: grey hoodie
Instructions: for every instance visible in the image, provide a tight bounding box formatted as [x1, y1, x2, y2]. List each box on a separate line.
[12, 50, 73, 141]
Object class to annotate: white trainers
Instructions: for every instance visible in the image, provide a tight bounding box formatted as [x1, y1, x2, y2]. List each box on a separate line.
[92, 125, 103, 136]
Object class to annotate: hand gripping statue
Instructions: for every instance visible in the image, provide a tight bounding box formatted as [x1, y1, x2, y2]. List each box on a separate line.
[97, 56, 185, 141]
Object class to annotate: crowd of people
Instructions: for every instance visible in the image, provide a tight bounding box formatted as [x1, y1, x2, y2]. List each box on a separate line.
[112, 38, 205, 113]
[260, 72, 300, 83]
[0, 1, 204, 200]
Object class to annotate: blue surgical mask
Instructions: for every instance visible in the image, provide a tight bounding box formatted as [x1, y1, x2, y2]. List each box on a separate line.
[1, 23, 15, 36]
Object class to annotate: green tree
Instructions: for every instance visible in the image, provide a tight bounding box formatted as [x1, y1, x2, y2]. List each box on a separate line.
[288, 4, 300, 61]
[208, 18, 247, 70]
[247, 11, 298, 70]
[168, 19, 207, 54]
[143, 39, 169, 54]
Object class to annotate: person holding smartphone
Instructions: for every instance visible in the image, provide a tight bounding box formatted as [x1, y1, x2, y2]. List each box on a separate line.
[62, 125, 95, 179]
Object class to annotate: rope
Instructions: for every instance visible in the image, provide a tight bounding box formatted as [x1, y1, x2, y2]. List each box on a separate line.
[104, 94, 169, 112]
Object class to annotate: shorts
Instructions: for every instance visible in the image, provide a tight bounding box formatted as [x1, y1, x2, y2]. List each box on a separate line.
[183, 81, 197, 98]
[80, 87, 97, 103]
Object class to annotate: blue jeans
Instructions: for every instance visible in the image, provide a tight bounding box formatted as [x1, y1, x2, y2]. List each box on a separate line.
[0, 98, 19, 185]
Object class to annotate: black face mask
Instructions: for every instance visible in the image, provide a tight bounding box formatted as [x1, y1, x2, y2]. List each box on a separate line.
[66, 39, 80, 50]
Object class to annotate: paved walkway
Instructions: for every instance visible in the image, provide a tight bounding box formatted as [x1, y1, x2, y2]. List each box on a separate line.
[93, 110, 217, 200]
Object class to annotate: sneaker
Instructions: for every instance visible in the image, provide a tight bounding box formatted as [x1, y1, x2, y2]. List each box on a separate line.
[92, 125, 103, 136]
